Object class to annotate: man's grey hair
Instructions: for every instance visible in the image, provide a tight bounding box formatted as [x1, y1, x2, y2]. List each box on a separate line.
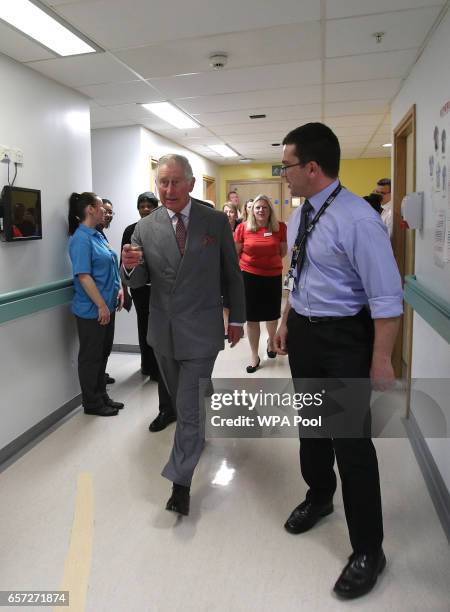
[157, 154, 194, 180]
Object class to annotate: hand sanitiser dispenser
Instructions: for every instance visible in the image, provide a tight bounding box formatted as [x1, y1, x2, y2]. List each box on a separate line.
[401, 192, 423, 230]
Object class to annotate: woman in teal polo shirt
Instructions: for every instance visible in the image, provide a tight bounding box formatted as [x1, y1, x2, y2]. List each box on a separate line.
[68, 192, 124, 417]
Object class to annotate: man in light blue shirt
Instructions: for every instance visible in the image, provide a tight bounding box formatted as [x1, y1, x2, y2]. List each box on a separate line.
[275, 123, 403, 600]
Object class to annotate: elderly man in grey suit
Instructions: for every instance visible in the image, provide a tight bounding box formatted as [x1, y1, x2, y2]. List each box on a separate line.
[122, 154, 245, 516]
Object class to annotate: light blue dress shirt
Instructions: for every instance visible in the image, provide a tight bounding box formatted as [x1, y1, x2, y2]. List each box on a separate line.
[287, 179, 403, 318]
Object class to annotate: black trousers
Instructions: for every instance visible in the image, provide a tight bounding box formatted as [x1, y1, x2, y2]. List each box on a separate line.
[131, 286, 173, 416]
[76, 313, 115, 410]
[131, 286, 159, 376]
[287, 308, 383, 553]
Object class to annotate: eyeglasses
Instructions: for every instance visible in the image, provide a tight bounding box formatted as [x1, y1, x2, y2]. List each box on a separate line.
[280, 162, 303, 174]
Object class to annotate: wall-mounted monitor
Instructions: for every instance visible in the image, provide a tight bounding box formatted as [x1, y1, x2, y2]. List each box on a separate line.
[0, 185, 42, 242]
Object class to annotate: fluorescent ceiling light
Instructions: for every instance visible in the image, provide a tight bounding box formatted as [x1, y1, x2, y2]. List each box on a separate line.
[382, 143, 392, 148]
[0, 0, 96, 56]
[141, 102, 199, 129]
[239, 158, 253, 163]
[210, 144, 238, 158]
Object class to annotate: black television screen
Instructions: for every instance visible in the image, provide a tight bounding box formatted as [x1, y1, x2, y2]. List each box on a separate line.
[0, 185, 42, 242]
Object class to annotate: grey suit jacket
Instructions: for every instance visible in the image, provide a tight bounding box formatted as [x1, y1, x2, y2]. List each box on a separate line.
[122, 198, 245, 360]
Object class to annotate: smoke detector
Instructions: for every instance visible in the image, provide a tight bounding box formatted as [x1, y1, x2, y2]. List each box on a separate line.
[373, 32, 385, 44]
[209, 53, 228, 70]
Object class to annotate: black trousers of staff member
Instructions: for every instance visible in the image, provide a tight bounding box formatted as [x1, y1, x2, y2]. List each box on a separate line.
[76, 312, 115, 410]
[287, 307, 383, 554]
[131, 285, 173, 415]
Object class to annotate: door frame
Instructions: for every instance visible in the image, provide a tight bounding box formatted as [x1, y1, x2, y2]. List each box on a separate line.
[392, 105, 416, 413]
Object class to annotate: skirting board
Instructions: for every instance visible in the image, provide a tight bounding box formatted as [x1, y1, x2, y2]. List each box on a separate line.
[112, 344, 140, 353]
[404, 412, 450, 543]
[0, 394, 82, 471]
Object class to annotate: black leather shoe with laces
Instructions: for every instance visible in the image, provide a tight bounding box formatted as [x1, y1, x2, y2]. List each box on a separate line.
[333, 549, 386, 599]
[284, 499, 333, 534]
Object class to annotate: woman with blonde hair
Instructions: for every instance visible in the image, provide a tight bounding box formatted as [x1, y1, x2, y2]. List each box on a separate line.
[240, 198, 254, 222]
[222, 201, 241, 232]
[235, 194, 287, 372]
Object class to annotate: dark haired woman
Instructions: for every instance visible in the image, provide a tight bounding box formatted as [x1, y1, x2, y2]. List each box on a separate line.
[68, 192, 124, 416]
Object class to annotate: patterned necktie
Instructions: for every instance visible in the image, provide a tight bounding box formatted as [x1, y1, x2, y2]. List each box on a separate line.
[296, 199, 314, 276]
[175, 213, 186, 255]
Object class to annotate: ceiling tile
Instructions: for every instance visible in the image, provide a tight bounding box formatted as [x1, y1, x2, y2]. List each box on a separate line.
[325, 49, 417, 82]
[115, 22, 321, 79]
[325, 114, 386, 128]
[78, 80, 162, 105]
[194, 104, 321, 127]
[325, 100, 389, 116]
[361, 149, 391, 158]
[0, 21, 55, 62]
[25, 52, 137, 88]
[325, 79, 402, 102]
[326, 0, 444, 19]
[149, 61, 322, 98]
[326, 7, 441, 58]
[176, 86, 321, 114]
[55, 0, 320, 49]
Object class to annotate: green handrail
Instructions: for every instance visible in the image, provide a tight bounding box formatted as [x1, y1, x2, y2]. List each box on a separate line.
[0, 278, 74, 324]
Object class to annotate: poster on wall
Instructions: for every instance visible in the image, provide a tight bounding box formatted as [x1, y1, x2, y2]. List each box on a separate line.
[429, 100, 450, 265]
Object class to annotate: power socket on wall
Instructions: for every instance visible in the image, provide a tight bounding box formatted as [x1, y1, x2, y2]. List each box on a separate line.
[0, 144, 24, 164]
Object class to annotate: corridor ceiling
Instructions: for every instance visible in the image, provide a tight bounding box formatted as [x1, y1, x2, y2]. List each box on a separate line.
[0, 0, 447, 163]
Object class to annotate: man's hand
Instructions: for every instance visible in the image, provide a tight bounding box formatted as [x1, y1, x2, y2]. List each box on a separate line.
[370, 353, 395, 391]
[116, 288, 124, 312]
[122, 244, 143, 269]
[228, 324, 244, 347]
[98, 303, 110, 325]
[274, 322, 288, 355]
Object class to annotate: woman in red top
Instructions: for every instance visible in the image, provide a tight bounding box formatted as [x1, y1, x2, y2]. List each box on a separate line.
[235, 194, 287, 373]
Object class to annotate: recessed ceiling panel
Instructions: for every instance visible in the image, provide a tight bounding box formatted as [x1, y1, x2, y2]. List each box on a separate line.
[26, 53, 136, 88]
[325, 79, 402, 103]
[326, 7, 441, 58]
[326, 0, 444, 19]
[55, 0, 320, 49]
[325, 49, 417, 82]
[325, 100, 389, 116]
[78, 80, 163, 105]
[115, 22, 321, 79]
[326, 114, 386, 128]
[194, 104, 321, 127]
[149, 61, 322, 99]
[176, 86, 321, 114]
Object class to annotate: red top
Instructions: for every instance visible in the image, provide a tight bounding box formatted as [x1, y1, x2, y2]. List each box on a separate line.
[234, 222, 287, 276]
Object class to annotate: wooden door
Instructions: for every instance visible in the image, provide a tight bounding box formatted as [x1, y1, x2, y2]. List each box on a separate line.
[226, 180, 282, 219]
[392, 106, 416, 414]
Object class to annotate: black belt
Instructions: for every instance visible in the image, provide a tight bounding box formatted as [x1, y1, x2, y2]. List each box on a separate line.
[294, 309, 365, 323]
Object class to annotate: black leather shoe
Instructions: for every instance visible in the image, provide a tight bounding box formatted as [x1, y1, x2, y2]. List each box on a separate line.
[105, 373, 115, 384]
[84, 404, 119, 416]
[246, 357, 260, 374]
[334, 549, 386, 599]
[284, 499, 333, 534]
[103, 396, 124, 410]
[149, 411, 176, 432]
[267, 340, 277, 359]
[166, 484, 190, 516]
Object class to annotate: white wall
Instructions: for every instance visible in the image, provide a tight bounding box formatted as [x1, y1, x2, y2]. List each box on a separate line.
[91, 125, 219, 346]
[391, 9, 450, 489]
[0, 52, 92, 448]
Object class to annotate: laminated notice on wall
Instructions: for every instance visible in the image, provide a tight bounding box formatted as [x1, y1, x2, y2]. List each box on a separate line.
[433, 209, 446, 267]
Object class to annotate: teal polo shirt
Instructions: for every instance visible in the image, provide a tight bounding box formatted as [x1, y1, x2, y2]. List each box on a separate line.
[69, 224, 120, 319]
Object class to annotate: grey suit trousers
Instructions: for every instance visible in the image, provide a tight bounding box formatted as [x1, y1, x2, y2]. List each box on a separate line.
[156, 351, 217, 486]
